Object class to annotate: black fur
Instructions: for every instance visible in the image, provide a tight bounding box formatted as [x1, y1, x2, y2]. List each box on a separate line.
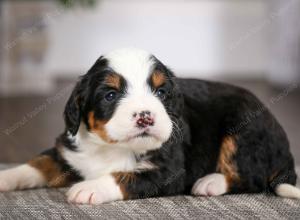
[49, 56, 296, 199]
[177, 79, 296, 194]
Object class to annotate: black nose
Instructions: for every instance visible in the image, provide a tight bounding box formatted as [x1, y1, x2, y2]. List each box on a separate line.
[135, 111, 154, 128]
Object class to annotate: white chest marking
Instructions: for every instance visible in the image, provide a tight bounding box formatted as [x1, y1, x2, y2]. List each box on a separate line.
[63, 147, 137, 180]
[63, 127, 144, 180]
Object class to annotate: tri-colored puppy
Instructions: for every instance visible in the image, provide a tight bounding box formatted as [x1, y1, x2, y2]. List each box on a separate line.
[0, 48, 299, 204]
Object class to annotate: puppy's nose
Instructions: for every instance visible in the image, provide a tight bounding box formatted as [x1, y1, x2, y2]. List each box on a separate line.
[135, 111, 154, 128]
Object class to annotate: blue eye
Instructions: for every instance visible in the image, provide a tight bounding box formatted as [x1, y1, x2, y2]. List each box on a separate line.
[156, 88, 166, 100]
[105, 91, 117, 102]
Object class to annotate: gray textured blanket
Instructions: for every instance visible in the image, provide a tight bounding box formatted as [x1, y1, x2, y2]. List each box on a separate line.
[0, 164, 300, 220]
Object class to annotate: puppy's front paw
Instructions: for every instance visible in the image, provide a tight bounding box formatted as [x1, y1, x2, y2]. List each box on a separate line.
[0, 178, 12, 192]
[191, 173, 228, 197]
[0, 170, 17, 192]
[66, 175, 123, 205]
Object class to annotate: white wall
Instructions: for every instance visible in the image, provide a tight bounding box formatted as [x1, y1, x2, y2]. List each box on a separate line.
[45, 0, 269, 79]
[267, 0, 300, 85]
[2, 0, 298, 96]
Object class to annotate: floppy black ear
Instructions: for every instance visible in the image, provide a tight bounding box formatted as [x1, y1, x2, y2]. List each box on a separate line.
[64, 77, 90, 136]
[64, 56, 108, 135]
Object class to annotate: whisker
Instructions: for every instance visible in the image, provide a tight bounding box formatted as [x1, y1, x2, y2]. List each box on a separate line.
[169, 118, 183, 144]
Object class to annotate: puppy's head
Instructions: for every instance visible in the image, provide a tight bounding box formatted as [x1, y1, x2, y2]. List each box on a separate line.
[64, 48, 183, 153]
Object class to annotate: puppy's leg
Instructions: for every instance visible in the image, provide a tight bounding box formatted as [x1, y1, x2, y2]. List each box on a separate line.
[191, 173, 228, 196]
[191, 136, 239, 197]
[192, 133, 298, 197]
[67, 169, 185, 205]
[0, 164, 46, 191]
[67, 175, 123, 204]
[0, 148, 81, 191]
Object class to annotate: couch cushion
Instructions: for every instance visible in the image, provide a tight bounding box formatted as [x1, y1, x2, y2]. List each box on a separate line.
[1, 164, 300, 219]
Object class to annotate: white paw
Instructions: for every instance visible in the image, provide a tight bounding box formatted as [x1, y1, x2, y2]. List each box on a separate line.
[191, 173, 228, 197]
[0, 170, 16, 192]
[66, 175, 123, 205]
[0, 178, 12, 192]
[0, 165, 46, 192]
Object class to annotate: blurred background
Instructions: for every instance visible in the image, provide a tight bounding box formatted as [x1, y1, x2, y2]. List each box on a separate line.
[0, 0, 299, 164]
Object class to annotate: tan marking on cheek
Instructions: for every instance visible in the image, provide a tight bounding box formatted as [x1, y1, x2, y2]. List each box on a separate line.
[217, 136, 240, 190]
[105, 73, 121, 90]
[88, 111, 116, 143]
[28, 155, 71, 187]
[152, 71, 166, 88]
[112, 172, 136, 200]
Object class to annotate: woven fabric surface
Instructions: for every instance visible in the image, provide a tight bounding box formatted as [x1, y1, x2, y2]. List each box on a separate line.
[1, 164, 300, 220]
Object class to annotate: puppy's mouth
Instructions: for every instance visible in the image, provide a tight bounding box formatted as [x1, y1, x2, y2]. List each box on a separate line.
[125, 130, 160, 142]
[135, 132, 150, 138]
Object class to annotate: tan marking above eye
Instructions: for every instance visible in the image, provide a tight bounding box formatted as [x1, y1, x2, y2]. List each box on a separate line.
[151, 71, 166, 88]
[217, 136, 240, 190]
[105, 73, 121, 90]
[88, 111, 116, 143]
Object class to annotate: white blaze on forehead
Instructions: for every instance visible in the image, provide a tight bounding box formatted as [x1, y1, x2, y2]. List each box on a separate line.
[105, 48, 154, 91]
[103, 48, 173, 152]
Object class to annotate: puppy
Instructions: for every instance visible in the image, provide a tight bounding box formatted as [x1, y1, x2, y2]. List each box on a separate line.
[0, 48, 299, 204]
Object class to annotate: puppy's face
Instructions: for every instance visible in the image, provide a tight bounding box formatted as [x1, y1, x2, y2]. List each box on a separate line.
[64, 49, 182, 153]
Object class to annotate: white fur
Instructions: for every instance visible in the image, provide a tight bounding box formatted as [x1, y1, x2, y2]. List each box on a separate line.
[104, 48, 173, 152]
[63, 124, 157, 180]
[105, 94, 172, 152]
[275, 184, 300, 199]
[67, 175, 123, 204]
[105, 48, 155, 89]
[63, 48, 171, 181]
[0, 164, 46, 191]
[191, 173, 228, 196]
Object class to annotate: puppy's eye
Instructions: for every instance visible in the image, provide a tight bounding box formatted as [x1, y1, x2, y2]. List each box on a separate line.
[105, 91, 117, 102]
[156, 88, 167, 100]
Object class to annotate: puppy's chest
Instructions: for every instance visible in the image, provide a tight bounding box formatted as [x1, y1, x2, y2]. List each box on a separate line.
[63, 147, 138, 180]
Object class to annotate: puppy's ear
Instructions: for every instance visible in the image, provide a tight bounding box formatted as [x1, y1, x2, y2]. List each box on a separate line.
[64, 77, 90, 136]
[64, 56, 108, 135]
